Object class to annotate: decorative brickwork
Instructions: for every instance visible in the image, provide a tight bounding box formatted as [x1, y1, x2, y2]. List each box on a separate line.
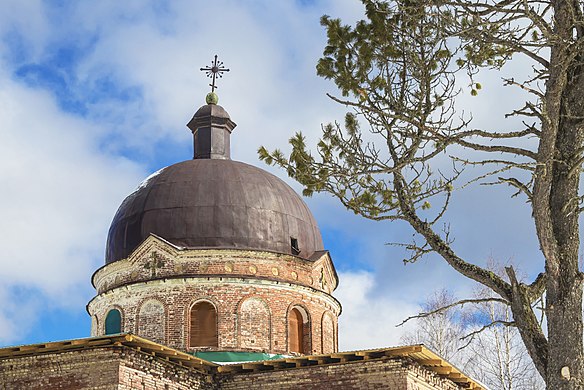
[92, 236, 338, 296]
[88, 235, 340, 356]
[321, 311, 335, 354]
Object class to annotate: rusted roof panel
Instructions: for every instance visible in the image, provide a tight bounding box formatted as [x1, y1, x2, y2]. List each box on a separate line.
[105, 159, 324, 263]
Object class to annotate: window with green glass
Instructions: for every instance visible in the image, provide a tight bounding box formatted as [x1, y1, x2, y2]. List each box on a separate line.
[105, 309, 122, 335]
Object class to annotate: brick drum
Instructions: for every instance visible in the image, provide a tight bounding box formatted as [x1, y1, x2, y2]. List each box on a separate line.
[88, 235, 341, 356]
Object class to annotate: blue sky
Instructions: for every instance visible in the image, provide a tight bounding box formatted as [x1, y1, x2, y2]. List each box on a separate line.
[0, 0, 542, 351]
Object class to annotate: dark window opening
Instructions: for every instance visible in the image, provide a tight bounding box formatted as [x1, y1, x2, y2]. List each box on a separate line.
[105, 309, 122, 335]
[291, 237, 300, 255]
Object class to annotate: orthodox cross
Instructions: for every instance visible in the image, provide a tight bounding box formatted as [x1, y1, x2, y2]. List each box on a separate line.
[200, 55, 230, 93]
[144, 252, 165, 277]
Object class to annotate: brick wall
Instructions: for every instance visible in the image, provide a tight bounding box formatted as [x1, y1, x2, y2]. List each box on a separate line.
[405, 363, 462, 390]
[0, 342, 472, 390]
[89, 278, 338, 356]
[117, 349, 215, 390]
[217, 358, 463, 390]
[0, 347, 214, 390]
[92, 240, 337, 297]
[88, 242, 340, 356]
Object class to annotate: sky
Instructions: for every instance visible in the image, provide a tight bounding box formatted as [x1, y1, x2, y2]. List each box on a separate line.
[0, 0, 543, 351]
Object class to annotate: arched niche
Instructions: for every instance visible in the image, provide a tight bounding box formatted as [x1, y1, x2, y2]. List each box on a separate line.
[321, 311, 335, 354]
[137, 299, 166, 344]
[238, 297, 271, 351]
[190, 300, 218, 348]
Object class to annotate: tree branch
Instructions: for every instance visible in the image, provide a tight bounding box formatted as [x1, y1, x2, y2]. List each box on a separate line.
[396, 297, 510, 327]
[394, 172, 514, 300]
[505, 266, 548, 377]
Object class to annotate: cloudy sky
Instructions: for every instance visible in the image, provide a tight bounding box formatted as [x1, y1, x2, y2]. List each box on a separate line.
[0, 0, 542, 351]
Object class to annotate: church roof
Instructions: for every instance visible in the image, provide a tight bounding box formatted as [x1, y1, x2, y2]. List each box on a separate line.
[105, 99, 324, 264]
[0, 333, 484, 389]
[0, 334, 216, 374]
[105, 159, 324, 263]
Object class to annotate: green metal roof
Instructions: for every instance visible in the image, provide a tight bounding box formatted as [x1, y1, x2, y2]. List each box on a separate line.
[193, 351, 288, 363]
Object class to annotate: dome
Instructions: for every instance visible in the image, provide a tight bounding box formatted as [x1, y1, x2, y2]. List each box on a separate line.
[105, 158, 324, 263]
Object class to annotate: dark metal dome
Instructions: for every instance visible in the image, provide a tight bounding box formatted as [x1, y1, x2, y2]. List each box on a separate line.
[105, 159, 324, 263]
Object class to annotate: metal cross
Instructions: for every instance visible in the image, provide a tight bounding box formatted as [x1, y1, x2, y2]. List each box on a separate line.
[200, 55, 230, 93]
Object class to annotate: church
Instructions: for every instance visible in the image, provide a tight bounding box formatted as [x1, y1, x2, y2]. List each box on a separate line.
[0, 61, 482, 389]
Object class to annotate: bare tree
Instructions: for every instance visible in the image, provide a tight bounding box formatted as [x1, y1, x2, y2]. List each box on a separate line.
[259, 0, 584, 388]
[465, 289, 545, 390]
[404, 288, 544, 389]
[400, 289, 467, 362]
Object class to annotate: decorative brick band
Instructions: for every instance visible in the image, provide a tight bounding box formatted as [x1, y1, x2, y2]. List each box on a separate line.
[88, 276, 340, 356]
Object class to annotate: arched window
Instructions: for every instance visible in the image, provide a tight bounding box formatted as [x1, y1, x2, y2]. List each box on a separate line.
[288, 308, 305, 354]
[190, 301, 218, 347]
[105, 309, 122, 335]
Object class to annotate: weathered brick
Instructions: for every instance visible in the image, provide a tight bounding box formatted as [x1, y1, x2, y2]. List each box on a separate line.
[217, 358, 462, 390]
[88, 237, 340, 356]
[0, 347, 214, 390]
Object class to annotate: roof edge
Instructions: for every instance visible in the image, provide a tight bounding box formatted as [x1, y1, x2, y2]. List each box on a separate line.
[0, 336, 483, 389]
[0, 333, 217, 374]
[216, 344, 485, 389]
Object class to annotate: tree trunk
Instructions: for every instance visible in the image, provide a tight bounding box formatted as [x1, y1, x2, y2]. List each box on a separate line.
[544, 86, 584, 390]
[540, 2, 584, 387]
[546, 285, 584, 389]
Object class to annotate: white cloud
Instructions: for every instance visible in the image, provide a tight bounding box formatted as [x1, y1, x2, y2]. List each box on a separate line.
[335, 271, 419, 351]
[0, 69, 145, 342]
[0, 286, 41, 345]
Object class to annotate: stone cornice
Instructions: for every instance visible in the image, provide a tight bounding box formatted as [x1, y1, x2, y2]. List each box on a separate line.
[87, 275, 342, 316]
[93, 235, 338, 297]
